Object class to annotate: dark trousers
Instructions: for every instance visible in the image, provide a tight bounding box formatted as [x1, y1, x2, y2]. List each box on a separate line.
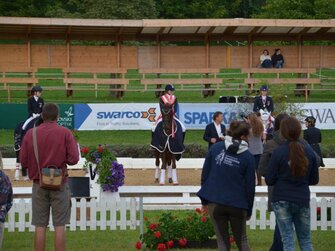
[208, 203, 251, 251]
[269, 222, 283, 251]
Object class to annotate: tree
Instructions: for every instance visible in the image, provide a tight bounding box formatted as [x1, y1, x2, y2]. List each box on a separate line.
[314, 0, 335, 18]
[255, 0, 315, 18]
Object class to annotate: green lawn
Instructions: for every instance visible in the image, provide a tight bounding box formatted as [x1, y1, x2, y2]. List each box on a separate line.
[3, 228, 334, 251]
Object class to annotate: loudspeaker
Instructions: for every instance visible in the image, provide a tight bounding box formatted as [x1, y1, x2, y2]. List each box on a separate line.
[219, 96, 236, 103]
[68, 177, 90, 198]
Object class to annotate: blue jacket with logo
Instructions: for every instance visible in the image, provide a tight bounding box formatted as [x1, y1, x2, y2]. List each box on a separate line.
[265, 141, 319, 207]
[197, 136, 256, 217]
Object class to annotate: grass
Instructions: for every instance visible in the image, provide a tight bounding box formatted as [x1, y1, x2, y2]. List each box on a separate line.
[0, 129, 334, 148]
[3, 226, 334, 250]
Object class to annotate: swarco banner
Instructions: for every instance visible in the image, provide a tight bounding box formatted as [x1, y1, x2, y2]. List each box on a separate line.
[74, 103, 335, 130]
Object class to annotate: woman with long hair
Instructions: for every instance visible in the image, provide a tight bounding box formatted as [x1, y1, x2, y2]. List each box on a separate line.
[265, 117, 319, 251]
[197, 120, 255, 251]
[245, 113, 264, 185]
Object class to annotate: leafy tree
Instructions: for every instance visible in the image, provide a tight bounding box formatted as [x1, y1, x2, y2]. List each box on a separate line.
[255, 0, 318, 19]
[314, 0, 335, 18]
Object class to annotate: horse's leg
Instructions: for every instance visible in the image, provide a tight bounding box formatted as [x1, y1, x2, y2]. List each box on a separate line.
[171, 154, 179, 185]
[154, 150, 160, 182]
[167, 157, 173, 184]
[159, 150, 167, 185]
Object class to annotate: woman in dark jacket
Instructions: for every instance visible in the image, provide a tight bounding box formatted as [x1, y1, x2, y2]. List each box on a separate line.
[266, 117, 319, 251]
[197, 120, 255, 251]
[271, 49, 284, 68]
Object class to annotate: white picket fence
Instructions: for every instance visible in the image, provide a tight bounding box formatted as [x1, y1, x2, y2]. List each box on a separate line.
[5, 196, 335, 232]
[5, 197, 142, 232]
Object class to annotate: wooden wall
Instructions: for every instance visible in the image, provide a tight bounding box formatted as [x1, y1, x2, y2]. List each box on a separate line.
[0, 44, 334, 69]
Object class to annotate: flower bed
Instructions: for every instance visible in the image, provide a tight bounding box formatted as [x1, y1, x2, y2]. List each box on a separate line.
[135, 209, 218, 250]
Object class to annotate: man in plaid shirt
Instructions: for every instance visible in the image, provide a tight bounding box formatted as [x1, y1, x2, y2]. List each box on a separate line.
[0, 151, 13, 249]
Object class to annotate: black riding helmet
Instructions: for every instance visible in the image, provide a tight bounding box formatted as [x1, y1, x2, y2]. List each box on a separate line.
[305, 116, 316, 127]
[165, 84, 175, 92]
[31, 85, 43, 93]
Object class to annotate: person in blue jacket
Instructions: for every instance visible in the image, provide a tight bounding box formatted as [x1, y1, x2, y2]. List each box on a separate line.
[197, 120, 255, 251]
[266, 116, 319, 251]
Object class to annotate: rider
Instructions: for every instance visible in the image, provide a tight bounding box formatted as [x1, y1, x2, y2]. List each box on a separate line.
[27, 86, 44, 118]
[151, 84, 186, 185]
[253, 85, 274, 113]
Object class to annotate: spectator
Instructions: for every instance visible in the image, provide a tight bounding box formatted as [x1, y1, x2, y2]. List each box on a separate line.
[203, 111, 226, 149]
[245, 113, 264, 185]
[259, 113, 289, 251]
[0, 151, 13, 250]
[253, 85, 274, 113]
[271, 49, 284, 68]
[265, 117, 319, 251]
[260, 49, 272, 68]
[304, 116, 325, 167]
[20, 103, 79, 251]
[198, 120, 255, 251]
[27, 86, 44, 118]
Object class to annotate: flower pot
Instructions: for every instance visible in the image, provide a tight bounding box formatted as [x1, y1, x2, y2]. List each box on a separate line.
[100, 189, 120, 202]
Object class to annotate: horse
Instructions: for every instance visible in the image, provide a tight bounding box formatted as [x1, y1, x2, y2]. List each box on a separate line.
[154, 149, 176, 184]
[260, 109, 275, 143]
[13, 116, 43, 180]
[150, 101, 185, 185]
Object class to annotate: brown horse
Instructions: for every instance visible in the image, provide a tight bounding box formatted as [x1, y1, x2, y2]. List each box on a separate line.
[154, 149, 175, 184]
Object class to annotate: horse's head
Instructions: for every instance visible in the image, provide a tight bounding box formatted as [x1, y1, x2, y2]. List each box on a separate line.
[260, 109, 271, 122]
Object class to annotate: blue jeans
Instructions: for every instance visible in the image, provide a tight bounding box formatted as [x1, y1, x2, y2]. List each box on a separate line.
[274, 60, 284, 68]
[269, 222, 283, 251]
[272, 201, 313, 251]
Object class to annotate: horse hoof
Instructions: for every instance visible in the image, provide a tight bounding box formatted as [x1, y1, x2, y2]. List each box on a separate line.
[168, 178, 173, 184]
[159, 183, 165, 186]
[155, 178, 159, 183]
[173, 183, 179, 186]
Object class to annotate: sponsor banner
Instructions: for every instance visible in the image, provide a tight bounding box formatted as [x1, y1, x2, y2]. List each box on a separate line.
[74, 103, 335, 130]
[74, 103, 160, 130]
[0, 104, 74, 129]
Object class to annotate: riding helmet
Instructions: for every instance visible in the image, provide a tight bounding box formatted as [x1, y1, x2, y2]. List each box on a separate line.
[165, 84, 175, 91]
[31, 86, 43, 92]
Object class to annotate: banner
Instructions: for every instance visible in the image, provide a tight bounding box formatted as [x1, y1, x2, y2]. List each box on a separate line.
[74, 103, 160, 130]
[74, 102, 335, 130]
[0, 104, 74, 129]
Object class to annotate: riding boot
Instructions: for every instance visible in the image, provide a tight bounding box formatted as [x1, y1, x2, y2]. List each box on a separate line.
[172, 169, 179, 185]
[155, 166, 160, 181]
[159, 169, 166, 185]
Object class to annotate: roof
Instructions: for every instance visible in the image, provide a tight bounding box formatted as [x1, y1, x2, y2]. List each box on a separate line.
[0, 17, 334, 41]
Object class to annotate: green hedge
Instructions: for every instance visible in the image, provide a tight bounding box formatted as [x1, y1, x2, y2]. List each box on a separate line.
[0, 144, 208, 159]
[1, 144, 334, 158]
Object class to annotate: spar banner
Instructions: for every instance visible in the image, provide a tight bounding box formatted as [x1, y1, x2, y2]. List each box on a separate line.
[74, 103, 335, 130]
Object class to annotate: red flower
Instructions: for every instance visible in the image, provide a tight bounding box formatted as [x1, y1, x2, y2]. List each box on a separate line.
[167, 240, 174, 249]
[149, 223, 158, 230]
[154, 231, 161, 239]
[201, 216, 207, 223]
[229, 236, 235, 244]
[81, 147, 89, 154]
[316, 207, 321, 214]
[157, 243, 166, 251]
[135, 241, 142, 250]
[196, 208, 202, 214]
[97, 146, 104, 153]
[178, 238, 187, 247]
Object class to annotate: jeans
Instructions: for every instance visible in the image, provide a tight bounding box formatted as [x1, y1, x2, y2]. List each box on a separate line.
[269, 222, 284, 251]
[272, 201, 313, 251]
[274, 60, 284, 68]
[208, 203, 251, 251]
